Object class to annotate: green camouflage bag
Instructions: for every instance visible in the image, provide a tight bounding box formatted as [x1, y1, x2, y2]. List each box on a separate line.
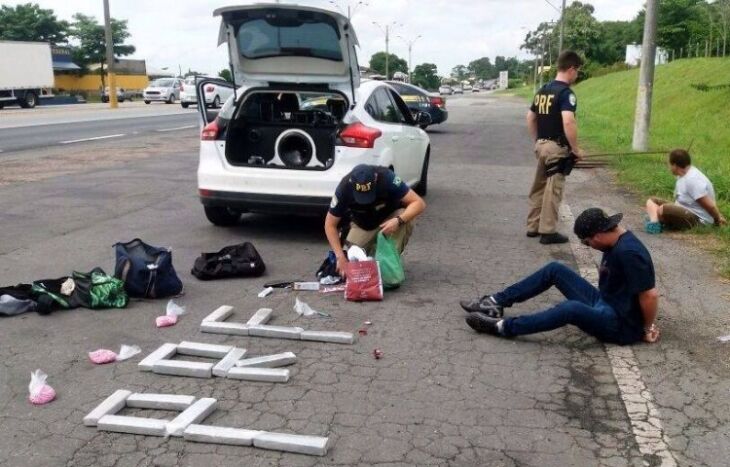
[72, 268, 128, 309]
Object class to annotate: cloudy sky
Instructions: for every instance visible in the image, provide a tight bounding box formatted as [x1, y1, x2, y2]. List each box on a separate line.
[3, 0, 643, 76]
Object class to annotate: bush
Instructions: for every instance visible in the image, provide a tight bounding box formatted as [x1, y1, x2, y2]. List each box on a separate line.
[507, 79, 524, 89]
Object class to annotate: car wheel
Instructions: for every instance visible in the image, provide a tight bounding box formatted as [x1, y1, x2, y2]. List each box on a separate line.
[144, 100, 151, 104]
[19, 91, 38, 108]
[167, 94, 176, 104]
[181, 102, 189, 109]
[212, 96, 220, 108]
[415, 149, 429, 197]
[204, 206, 240, 226]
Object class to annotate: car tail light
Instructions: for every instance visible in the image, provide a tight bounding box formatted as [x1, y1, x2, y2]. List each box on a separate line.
[205, 85, 215, 93]
[179, 82, 184, 91]
[201, 119, 220, 141]
[198, 189, 213, 197]
[430, 96, 445, 108]
[337, 123, 382, 149]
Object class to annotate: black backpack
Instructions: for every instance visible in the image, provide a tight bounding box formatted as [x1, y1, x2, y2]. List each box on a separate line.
[191, 242, 266, 280]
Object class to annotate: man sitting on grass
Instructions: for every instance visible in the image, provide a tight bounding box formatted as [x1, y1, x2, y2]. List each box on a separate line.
[645, 149, 726, 233]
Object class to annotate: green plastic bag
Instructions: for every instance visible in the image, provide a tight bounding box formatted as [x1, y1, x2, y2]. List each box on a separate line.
[375, 232, 405, 290]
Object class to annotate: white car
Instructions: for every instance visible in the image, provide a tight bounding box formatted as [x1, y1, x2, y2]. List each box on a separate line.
[438, 85, 453, 95]
[143, 78, 182, 104]
[195, 3, 431, 226]
[181, 76, 234, 109]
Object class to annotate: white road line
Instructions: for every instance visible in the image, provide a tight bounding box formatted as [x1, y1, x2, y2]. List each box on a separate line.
[156, 125, 196, 132]
[59, 134, 125, 144]
[560, 204, 677, 467]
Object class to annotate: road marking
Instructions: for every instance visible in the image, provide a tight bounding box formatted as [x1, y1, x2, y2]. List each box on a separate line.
[156, 125, 196, 132]
[560, 204, 677, 467]
[59, 134, 125, 144]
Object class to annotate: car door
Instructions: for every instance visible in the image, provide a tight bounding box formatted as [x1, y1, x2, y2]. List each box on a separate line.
[196, 77, 235, 126]
[384, 88, 425, 182]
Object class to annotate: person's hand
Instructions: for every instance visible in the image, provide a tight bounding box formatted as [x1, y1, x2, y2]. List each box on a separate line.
[379, 217, 400, 236]
[336, 254, 348, 279]
[643, 324, 660, 343]
[572, 148, 586, 160]
[716, 215, 727, 227]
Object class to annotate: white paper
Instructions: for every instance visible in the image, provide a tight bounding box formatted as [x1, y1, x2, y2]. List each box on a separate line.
[294, 297, 318, 317]
[166, 300, 186, 317]
[116, 345, 142, 361]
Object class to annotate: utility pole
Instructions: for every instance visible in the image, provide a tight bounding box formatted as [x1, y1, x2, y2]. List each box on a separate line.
[538, 30, 546, 89]
[103, 0, 118, 108]
[558, 0, 566, 53]
[373, 21, 399, 79]
[632, 0, 658, 151]
[398, 35, 422, 83]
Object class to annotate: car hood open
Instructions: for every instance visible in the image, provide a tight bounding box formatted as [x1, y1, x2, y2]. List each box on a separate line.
[214, 4, 360, 90]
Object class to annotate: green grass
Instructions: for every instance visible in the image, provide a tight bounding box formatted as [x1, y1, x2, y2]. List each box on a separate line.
[505, 58, 730, 274]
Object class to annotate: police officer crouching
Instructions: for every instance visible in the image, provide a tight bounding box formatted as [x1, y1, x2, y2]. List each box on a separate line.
[526, 50, 585, 244]
[324, 164, 426, 278]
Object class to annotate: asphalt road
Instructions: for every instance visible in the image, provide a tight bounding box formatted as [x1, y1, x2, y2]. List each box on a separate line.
[0, 109, 197, 154]
[0, 93, 728, 466]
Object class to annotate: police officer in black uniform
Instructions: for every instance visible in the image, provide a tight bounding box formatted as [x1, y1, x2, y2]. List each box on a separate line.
[525, 50, 585, 244]
[324, 164, 426, 278]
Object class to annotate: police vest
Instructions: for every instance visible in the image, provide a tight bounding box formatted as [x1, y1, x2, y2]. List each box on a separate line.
[531, 81, 573, 147]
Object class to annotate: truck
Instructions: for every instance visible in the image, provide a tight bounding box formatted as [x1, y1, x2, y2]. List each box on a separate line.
[0, 41, 55, 109]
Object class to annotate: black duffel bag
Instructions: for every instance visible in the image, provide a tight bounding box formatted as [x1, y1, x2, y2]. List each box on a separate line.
[191, 242, 266, 280]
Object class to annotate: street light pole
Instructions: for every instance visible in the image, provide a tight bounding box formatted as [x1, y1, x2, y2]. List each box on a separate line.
[398, 35, 422, 83]
[103, 0, 118, 108]
[632, 0, 658, 151]
[558, 0, 566, 53]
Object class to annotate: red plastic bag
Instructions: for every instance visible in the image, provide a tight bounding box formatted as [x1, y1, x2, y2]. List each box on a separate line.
[345, 260, 383, 301]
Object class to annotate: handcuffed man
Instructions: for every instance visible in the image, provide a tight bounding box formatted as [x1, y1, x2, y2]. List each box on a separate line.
[460, 208, 660, 345]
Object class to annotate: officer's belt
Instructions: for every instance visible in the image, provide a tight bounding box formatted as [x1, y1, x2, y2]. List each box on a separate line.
[537, 138, 569, 148]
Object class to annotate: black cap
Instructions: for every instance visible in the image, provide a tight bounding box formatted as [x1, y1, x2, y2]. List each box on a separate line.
[573, 208, 623, 239]
[349, 164, 377, 204]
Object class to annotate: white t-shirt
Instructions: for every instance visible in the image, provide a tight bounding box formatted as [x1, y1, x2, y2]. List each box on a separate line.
[675, 166, 716, 224]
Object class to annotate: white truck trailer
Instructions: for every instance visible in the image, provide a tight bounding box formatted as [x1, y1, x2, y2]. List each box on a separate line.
[0, 41, 55, 109]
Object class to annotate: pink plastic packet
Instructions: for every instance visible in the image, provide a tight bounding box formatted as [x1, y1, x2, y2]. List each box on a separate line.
[28, 370, 56, 405]
[88, 349, 117, 364]
[156, 300, 185, 328]
[156, 315, 178, 327]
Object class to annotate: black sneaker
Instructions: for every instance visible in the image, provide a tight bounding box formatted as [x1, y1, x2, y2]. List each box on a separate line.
[459, 295, 504, 317]
[526, 231, 540, 238]
[539, 232, 569, 244]
[466, 312, 503, 336]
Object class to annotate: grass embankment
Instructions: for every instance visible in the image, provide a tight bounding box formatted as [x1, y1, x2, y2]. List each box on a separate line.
[511, 58, 730, 273]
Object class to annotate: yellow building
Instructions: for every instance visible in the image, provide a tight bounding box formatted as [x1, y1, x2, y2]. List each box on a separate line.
[51, 49, 149, 93]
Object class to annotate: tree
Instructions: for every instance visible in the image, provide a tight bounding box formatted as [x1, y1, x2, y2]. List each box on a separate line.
[451, 64, 468, 81]
[218, 69, 233, 83]
[411, 63, 440, 90]
[0, 3, 69, 44]
[592, 20, 642, 65]
[468, 57, 497, 80]
[369, 51, 408, 78]
[69, 13, 135, 89]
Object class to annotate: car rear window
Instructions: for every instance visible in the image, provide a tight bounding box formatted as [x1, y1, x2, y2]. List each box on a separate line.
[151, 79, 174, 87]
[235, 10, 342, 61]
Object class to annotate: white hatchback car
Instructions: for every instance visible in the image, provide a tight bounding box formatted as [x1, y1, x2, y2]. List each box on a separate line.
[181, 76, 234, 109]
[195, 4, 431, 226]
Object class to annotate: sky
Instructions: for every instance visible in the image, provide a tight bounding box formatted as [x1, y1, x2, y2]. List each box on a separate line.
[1, 0, 644, 76]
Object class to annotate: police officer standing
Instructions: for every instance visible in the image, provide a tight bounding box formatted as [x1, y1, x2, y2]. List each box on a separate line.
[526, 50, 585, 244]
[324, 164, 426, 278]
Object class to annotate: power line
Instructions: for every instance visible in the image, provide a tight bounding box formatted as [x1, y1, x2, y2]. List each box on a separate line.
[542, 0, 562, 14]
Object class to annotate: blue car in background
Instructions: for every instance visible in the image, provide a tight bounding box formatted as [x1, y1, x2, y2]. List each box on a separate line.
[386, 81, 448, 130]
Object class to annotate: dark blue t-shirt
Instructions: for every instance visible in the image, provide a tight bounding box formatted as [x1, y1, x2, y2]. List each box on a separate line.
[329, 167, 410, 230]
[598, 231, 655, 337]
[529, 80, 577, 147]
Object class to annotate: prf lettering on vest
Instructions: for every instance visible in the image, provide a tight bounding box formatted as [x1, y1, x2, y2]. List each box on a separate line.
[533, 94, 554, 114]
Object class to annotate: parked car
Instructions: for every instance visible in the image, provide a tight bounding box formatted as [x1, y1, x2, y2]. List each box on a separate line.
[181, 76, 234, 109]
[452, 85, 463, 94]
[195, 4, 431, 226]
[101, 87, 131, 103]
[386, 81, 448, 129]
[471, 86, 480, 92]
[438, 85, 453, 95]
[463, 84, 473, 92]
[143, 78, 183, 104]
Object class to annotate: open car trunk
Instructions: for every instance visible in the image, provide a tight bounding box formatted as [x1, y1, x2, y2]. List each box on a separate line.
[224, 89, 349, 170]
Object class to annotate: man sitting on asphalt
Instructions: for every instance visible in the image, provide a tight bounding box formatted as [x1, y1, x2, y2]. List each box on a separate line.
[645, 149, 726, 233]
[460, 208, 660, 345]
[324, 164, 426, 278]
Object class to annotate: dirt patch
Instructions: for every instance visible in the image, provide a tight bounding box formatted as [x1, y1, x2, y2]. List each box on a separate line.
[0, 136, 198, 186]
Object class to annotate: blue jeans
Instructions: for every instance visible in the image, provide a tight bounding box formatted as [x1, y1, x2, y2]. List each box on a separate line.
[492, 262, 638, 345]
